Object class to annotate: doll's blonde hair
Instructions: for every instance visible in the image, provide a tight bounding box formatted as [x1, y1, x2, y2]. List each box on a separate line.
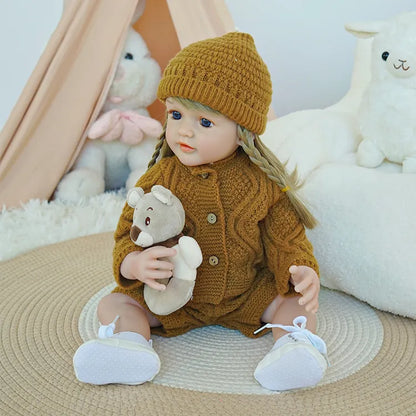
[148, 97, 317, 229]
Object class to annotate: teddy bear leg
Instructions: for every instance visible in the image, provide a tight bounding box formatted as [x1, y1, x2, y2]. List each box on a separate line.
[402, 156, 416, 173]
[54, 142, 106, 202]
[356, 139, 385, 168]
[144, 279, 195, 316]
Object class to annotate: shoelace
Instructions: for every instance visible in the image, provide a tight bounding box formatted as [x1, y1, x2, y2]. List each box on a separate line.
[254, 316, 328, 359]
[98, 315, 119, 339]
[97, 316, 154, 347]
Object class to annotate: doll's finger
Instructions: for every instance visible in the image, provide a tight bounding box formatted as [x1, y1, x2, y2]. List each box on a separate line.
[144, 279, 167, 291]
[148, 268, 173, 278]
[298, 287, 317, 306]
[294, 278, 312, 294]
[290, 264, 310, 276]
[149, 260, 174, 271]
[148, 246, 177, 259]
[288, 265, 298, 275]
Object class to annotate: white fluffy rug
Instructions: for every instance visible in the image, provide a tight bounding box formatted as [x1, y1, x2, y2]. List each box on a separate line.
[0, 191, 126, 261]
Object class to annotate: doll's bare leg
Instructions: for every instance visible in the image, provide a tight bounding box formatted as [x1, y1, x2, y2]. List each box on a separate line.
[97, 293, 161, 340]
[255, 295, 327, 391]
[261, 294, 316, 340]
[73, 293, 161, 385]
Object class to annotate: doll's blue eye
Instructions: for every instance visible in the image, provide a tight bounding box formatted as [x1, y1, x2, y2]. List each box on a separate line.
[124, 52, 134, 60]
[171, 111, 181, 120]
[200, 118, 213, 128]
[381, 51, 389, 61]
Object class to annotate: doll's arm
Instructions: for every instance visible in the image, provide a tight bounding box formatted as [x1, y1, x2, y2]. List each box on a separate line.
[289, 265, 320, 313]
[261, 192, 319, 298]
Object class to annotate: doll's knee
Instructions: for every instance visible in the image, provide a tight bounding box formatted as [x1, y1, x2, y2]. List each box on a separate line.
[261, 295, 283, 323]
[97, 293, 137, 320]
[97, 292, 162, 328]
[261, 294, 303, 323]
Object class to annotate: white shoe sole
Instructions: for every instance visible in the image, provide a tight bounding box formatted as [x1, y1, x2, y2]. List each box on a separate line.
[254, 342, 327, 391]
[73, 338, 160, 385]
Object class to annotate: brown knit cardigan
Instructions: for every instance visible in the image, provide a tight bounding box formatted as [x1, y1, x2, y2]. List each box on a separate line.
[112, 149, 319, 337]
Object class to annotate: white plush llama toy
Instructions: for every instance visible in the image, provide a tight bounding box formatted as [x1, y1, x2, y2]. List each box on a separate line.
[347, 12, 416, 172]
[55, 4, 162, 202]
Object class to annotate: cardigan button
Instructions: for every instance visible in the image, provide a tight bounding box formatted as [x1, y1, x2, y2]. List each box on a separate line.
[207, 213, 217, 224]
[200, 172, 209, 179]
[208, 256, 219, 266]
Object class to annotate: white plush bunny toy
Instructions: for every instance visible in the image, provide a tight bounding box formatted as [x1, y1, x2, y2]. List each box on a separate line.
[348, 12, 416, 172]
[55, 2, 162, 202]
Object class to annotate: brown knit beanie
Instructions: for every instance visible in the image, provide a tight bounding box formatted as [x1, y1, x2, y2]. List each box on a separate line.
[157, 32, 272, 135]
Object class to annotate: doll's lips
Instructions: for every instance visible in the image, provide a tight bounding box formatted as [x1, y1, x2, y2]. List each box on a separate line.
[179, 142, 195, 152]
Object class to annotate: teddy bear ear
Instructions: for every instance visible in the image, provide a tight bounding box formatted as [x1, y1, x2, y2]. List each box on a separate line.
[151, 185, 173, 205]
[127, 187, 145, 208]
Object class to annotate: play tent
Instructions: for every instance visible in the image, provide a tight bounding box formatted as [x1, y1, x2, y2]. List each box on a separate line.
[0, 0, 235, 208]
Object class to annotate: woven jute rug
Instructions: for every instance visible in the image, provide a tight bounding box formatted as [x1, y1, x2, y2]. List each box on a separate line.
[1, 233, 415, 415]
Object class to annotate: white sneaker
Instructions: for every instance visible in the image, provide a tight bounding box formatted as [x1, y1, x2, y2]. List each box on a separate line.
[73, 331, 161, 385]
[254, 316, 328, 391]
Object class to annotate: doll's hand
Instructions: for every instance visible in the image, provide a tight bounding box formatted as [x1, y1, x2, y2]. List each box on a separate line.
[289, 265, 320, 313]
[121, 247, 176, 291]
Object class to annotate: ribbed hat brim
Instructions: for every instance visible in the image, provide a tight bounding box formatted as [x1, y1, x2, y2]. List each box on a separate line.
[158, 75, 268, 134]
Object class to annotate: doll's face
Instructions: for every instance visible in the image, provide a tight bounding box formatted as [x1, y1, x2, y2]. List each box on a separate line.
[165, 98, 239, 166]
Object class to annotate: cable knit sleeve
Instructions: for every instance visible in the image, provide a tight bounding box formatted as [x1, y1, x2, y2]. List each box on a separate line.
[112, 161, 167, 289]
[260, 191, 319, 297]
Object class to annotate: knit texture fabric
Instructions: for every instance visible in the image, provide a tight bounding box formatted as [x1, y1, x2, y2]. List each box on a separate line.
[112, 150, 319, 338]
[157, 32, 272, 135]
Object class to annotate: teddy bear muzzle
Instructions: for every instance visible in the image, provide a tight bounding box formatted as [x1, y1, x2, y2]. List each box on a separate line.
[130, 226, 154, 247]
[130, 225, 140, 242]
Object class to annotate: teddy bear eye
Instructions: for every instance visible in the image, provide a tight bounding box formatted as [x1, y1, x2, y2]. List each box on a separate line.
[381, 51, 389, 61]
[145, 217, 151, 226]
[125, 52, 134, 60]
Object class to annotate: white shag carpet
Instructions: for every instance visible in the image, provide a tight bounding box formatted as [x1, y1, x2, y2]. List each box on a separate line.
[0, 191, 126, 262]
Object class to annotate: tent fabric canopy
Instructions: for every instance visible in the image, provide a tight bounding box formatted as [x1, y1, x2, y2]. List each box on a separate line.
[0, 0, 139, 208]
[0, 0, 236, 209]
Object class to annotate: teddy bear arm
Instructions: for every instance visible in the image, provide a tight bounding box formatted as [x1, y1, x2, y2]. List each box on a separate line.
[177, 236, 203, 270]
[167, 245, 197, 282]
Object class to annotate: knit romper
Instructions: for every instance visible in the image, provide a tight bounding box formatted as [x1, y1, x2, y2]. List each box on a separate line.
[112, 149, 319, 338]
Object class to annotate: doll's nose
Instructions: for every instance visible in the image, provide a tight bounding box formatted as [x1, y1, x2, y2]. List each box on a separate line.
[178, 125, 194, 138]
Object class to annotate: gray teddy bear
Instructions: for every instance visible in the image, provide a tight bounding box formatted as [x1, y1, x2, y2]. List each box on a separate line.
[127, 185, 203, 315]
